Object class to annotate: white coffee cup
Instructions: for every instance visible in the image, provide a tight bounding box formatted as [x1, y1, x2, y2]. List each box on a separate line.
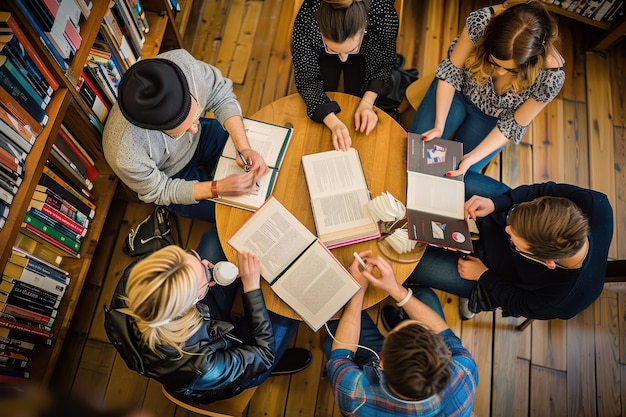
[212, 261, 239, 286]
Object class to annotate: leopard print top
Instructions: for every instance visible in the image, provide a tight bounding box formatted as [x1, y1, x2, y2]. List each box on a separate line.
[435, 7, 565, 144]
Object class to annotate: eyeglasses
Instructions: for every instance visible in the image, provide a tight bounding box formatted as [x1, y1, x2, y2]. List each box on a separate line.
[322, 30, 366, 55]
[166, 95, 204, 140]
[488, 55, 519, 75]
[186, 249, 212, 302]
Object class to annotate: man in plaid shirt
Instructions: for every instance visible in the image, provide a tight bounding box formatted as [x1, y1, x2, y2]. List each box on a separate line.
[324, 250, 478, 416]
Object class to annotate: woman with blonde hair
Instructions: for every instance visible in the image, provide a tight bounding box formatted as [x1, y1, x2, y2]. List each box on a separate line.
[105, 229, 311, 404]
[292, 0, 399, 151]
[410, 0, 565, 178]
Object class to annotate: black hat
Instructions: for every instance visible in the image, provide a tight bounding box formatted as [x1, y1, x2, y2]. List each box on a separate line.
[117, 58, 192, 130]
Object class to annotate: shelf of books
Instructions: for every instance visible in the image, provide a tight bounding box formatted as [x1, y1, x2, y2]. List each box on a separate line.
[0, 0, 190, 386]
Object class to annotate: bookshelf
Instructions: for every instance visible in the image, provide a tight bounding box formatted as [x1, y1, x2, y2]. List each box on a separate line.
[0, 0, 195, 385]
[541, 2, 625, 49]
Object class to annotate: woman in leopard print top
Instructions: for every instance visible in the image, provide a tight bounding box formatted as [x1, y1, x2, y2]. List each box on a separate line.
[410, 0, 565, 175]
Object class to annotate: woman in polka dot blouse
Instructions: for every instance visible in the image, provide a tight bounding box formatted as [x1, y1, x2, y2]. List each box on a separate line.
[411, 0, 565, 176]
[292, 0, 399, 151]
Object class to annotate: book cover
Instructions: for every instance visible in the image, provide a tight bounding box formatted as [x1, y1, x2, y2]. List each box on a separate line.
[211, 118, 293, 211]
[39, 168, 96, 218]
[302, 148, 380, 249]
[2, 279, 60, 309]
[0, 290, 57, 319]
[3, 263, 68, 297]
[406, 134, 472, 253]
[13, 0, 69, 70]
[228, 196, 361, 331]
[0, 84, 47, 130]
[31, 188, 90, 228]
[23, 212, 81, 253]
[13, 232, 63, 267]
[57, 125, 98, 180]
[0, 55, 49, 110]
[10, 246, 70, 283]
[2, 36, 53, 99]
[0, 315, 52, 341]
[0, 11, 60, 90]
[27, 207, 83, 241]
[0, 65, 49, 129]
[29, 199, 87, 236]
[0, 116, 34, 154]
[77, 70, 109, 123]
[0, 302, 54, 327]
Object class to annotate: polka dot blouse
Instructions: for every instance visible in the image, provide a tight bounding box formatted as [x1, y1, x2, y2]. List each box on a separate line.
[292, 0, 399, 122]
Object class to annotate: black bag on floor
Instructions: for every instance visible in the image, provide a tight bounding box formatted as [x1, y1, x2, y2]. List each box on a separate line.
[123, 206, 181, 258]
[375, 53, 419, 123]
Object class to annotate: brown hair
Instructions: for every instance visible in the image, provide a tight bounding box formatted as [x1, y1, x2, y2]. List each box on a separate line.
[382, 322, 451, 400]
[317, 0, 368, 42]
[508, 196, 590, 259]
[466, 0, 559, 93]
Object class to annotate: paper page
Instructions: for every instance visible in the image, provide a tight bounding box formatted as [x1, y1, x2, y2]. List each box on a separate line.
[407, 171, 464, 219]
[222, 118, 292, 168]
[271, 240, 360, 331]
[213, 158, 275, 209]
[228, 197, 316, 283]
[302, 148, 368, 198]
[309, 190, 374, 234]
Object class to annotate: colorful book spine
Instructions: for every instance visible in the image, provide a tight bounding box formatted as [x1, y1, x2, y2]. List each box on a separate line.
[1, 291, 57, 319]
[0, 315, 52, 341]
[0, 302, 54, 327]
[0, 117, 34, 154]
[9, 248, 70, 284]
[0, 11, 60, 90]
[57, 126, 98, 181]
[29, 200, 87, 236]
[0, 55, 49, 110]
[38, 171, 95, 219]
[2, 280, 60, 309]
[13, 0, 69, 70]
[0, 83, 47, 130]
[31, 189, 89, 228]
[22, 212, 81, 254]
[0, 80, 48, 127]
[41, 166, 96, 211]
[27, 207, 83, 241]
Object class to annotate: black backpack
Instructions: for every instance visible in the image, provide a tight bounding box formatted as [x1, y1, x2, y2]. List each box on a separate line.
[375, 53, 419, 123]
[123, 206, 181, 258]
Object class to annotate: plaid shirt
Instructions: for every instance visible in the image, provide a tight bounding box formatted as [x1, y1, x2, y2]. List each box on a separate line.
[327, 329, 478, 416]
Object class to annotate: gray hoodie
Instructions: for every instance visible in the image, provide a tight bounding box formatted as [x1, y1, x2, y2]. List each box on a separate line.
[103, 49, 242, 205]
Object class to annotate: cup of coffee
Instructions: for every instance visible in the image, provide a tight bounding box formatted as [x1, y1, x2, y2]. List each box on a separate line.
[212, 261, 239, 286]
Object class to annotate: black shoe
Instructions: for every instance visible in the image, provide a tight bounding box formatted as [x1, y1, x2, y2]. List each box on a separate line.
[271, 348, 312, 375]
[380, 305, 406, 331]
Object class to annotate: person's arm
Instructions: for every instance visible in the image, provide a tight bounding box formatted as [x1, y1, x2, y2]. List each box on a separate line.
[331, 253, 369, 352]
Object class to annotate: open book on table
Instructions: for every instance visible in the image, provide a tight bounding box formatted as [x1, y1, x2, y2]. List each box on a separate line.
[302, 148, 380, 249]
[210, 118, 293, 211]
[228, 196, 361, 331]
[406, 133, 473, 253]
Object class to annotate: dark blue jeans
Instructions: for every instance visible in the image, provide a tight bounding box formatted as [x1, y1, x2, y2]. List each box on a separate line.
[196, 229, 299, 388]
[410, 78, 502, 173]
[323, 287, 445, 364]
[407, 173, 511, 297]
[168, 118, 229, 223]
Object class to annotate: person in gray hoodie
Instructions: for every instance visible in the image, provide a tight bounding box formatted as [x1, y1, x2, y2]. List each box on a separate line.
[103, 49, 269, 222]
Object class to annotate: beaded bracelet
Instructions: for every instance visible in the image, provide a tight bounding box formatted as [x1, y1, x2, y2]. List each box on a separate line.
[211, 180, 220, 198]
[396, 287, 413, 307]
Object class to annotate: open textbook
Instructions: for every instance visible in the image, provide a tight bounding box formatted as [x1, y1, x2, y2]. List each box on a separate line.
[228, 196, 361, 331]
[406, 133, 473, 253]
[211, 118, 293, 211]
[302, 148, 380, 249]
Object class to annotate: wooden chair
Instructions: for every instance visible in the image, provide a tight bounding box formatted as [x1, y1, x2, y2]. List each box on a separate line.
[516, 259, 626, 331]
[397, 71, 434, 131]
[161, 385, 257, 417]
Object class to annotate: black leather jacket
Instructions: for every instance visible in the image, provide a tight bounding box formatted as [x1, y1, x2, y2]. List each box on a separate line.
[107, 269, 275, 403]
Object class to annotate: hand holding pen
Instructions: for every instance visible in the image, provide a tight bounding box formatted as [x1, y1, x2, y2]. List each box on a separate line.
[237, 148, 252, 172]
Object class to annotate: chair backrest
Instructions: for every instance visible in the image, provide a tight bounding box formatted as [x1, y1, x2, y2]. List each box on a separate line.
[161, 385, 257, 417]
[405, 71, 435, 110]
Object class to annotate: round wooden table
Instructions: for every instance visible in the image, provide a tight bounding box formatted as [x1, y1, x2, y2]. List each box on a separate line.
[216, 92, 425, 320]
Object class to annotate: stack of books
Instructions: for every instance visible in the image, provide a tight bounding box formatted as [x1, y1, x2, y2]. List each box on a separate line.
[0, 247, 71, 384]
[17, 124, 98, 262]
[0, 12, 63, 230]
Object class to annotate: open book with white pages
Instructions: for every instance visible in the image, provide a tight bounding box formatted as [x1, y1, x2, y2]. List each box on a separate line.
[228, 196, 361, 331]
[210, 118, 293, 211]
[301, 148, 380, 249]
[406, 133, 473, 253]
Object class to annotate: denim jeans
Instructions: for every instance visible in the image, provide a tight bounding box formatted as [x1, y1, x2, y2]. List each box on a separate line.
[410, 78, 502, 173]
[323, 287, 445, 364]
[196, 228, 299, 388]
[167, 118, 229, 223]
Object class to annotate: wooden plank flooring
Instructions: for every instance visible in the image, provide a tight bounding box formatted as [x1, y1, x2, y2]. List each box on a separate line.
[50, 1, 626, 416]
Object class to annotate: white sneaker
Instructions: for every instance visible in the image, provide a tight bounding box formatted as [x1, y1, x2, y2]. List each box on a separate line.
[459, 297, 475, 320]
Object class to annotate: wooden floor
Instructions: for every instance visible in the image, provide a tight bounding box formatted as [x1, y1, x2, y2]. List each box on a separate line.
[50, 1, 626, 417]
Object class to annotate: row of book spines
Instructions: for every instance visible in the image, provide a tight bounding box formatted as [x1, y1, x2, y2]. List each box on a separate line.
[544, 0, 625, 22]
